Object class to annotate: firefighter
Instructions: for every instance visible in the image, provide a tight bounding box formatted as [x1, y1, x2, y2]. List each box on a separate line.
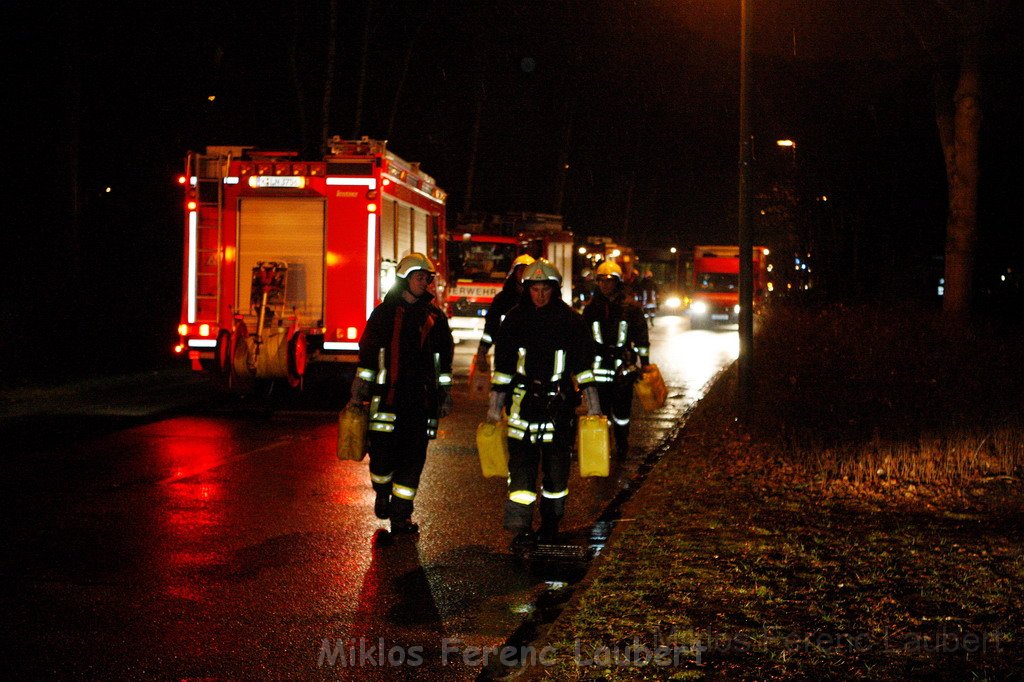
[582, 260, 650, 459]
[486, 258, 600, 550]
[348, 252, 454, 535]
[474, 253, 535, 370]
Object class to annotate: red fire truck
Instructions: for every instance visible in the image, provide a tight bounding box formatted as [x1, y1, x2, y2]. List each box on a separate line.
[445, 212, 573, 342]
[175, 137, 448, 388]
[688, 245, 769, 328]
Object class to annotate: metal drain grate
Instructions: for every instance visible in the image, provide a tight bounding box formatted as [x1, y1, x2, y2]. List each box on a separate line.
[531, 542, 592, 562]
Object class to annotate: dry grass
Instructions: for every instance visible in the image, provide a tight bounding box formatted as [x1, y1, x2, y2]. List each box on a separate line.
[522, 303, 1024, 680]
[747, 304, 1024, 500]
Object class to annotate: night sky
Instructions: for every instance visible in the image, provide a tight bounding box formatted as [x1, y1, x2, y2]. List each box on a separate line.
[6, 1, 1023, 381]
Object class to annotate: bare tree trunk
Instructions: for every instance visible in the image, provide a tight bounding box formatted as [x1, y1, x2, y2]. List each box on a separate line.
[462, 80, 484, 217]
[552, 98, 574, 216]
[290, 1, 309, 153]
[320, 0, 337, 150]
[352, 0, 374, 138]
[939, 35, 981, 322]
[621, 165, 636, 245]
[386, 15, 425, 141]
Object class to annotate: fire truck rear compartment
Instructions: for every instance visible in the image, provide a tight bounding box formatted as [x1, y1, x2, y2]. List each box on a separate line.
[236, 198, 325, 328]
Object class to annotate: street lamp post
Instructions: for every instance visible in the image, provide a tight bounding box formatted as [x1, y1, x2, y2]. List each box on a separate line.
[738, 0, 754, 415]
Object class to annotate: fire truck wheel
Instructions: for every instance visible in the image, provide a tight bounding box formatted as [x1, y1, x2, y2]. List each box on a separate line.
[215, 329, 232, 374]
[228, 321, 252, 387]
[287, 330, 308, 388]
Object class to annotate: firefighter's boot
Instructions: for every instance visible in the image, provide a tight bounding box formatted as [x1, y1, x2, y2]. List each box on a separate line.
[372, 484, 391, 519]
[538, 517, 560, 544]
[538, 495, 565, 543]
[613, 422, 630, 460]
[390, 518, 419, 535]
[503, 498, 534, 533]
[510, 529, 537, 554]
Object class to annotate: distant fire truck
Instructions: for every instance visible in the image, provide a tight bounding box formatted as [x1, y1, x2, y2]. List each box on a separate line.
[688, 245, 769, 328]
[175, 137, 448, 387]
[445, 212, 573, 342]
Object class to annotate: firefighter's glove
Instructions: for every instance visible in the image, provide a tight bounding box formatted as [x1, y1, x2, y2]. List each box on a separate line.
[349, 376, 370, 406]
[583, 385, 602, 416]
[438, 386, 453, 418]
[486, 390, 506, 423]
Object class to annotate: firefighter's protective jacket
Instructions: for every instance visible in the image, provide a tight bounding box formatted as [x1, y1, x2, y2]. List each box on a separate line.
[356, 285, 454, 438]
[479, 276, 522, 353]
[582, 288, 650, 383]
[491, 296, 596, 443]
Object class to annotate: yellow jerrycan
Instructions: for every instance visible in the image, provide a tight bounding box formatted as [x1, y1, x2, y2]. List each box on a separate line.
[634, 364, 668, 411]
[475, 420, 509, 478]
[577, 415, 610, 477]
[468, 353, 492, 399]
[337, 404, 368, 461]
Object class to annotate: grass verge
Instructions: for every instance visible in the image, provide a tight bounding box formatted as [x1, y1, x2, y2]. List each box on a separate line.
[524, 304, 1023, 680]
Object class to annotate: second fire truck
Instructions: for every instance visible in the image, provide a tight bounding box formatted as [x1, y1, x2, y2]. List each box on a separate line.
[445, 212, 573, 342]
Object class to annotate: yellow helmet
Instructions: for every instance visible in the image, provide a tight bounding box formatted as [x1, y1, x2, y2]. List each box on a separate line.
[511, 254, 536, 269]
[396, 252, 436, 279]
[520, 258, 562, 285]
[595, 260, 623, 281]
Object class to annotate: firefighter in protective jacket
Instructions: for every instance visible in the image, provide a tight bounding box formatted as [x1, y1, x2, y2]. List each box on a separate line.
[474, 254, 535, 369]
[349, 253, 454, 534]
[486, 258, 600, 550]
[582, 260, 650, 459]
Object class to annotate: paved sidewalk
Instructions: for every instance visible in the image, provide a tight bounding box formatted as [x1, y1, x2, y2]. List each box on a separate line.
[0, 367, 215, 421]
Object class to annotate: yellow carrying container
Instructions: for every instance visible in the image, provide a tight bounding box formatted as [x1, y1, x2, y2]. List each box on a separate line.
[577, 415, 610, 477]
[337, 404, 368, 461]
[468, 353, 492, 398]
[476, 420, 509, 478]
[634, 363, 668, 411]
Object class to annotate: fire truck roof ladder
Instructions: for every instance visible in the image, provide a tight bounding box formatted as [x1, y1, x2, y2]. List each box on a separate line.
[193, 150, 225, 321]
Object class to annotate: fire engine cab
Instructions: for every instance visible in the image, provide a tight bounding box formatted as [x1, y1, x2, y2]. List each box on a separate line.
[175, 137, 448, 388]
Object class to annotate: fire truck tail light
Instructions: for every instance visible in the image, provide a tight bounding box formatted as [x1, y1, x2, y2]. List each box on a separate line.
[187, 201, 198, 211]
[199, 324, 210, 336]
[174, 344, 184, 354]
[178, 323, 189, 336]
[367, 203, 377, 213]
[347, 327, 358, 340]
[177, 175, 187, 185]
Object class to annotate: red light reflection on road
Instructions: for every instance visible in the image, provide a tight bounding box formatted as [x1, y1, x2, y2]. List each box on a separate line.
[155, 417, 234, 484]
[152, 417, 232, 602]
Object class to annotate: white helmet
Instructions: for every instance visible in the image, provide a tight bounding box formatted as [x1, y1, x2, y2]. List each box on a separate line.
[396, 252, 436, 279]
[520, 258, 562, 286]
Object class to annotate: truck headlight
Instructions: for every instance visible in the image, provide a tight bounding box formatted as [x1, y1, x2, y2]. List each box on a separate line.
[690, 301, 708, 315]
[664, 295, 681, 310]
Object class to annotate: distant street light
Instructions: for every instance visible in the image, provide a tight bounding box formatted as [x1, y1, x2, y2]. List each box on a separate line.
[670, 246, 680, 290]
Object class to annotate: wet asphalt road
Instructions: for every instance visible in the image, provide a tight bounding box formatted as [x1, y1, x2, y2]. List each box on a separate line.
[2, 316, 737, 680]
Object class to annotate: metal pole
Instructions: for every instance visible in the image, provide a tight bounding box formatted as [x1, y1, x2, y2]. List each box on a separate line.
[738, 0, 754, 414]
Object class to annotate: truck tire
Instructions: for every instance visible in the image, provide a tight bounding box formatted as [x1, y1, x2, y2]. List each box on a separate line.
[215, 329, 232, 374]
[287, 330, 307, 388]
